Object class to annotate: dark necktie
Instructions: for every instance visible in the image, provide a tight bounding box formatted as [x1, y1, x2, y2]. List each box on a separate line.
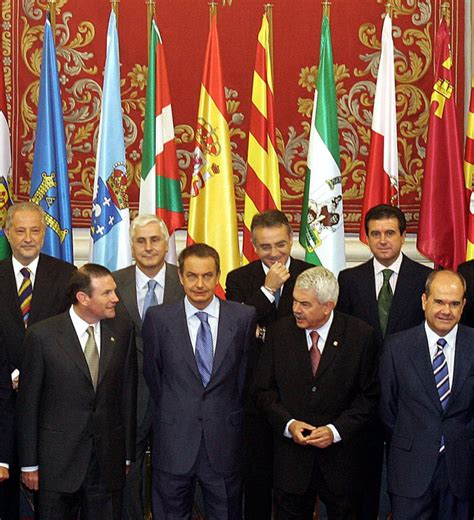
[274, 287, 281, 308]
[18, 267, 33, 328]
[378, 269, 393, 336]
[433, 338, 450, 452]
[142, 279, 158, 320]
[195, 312, 213, 387]
[85, 326, 99, 391]
[310, 330, 321, 377]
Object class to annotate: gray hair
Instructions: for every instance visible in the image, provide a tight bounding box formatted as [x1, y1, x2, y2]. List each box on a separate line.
[129, 214, 169, 243]
[6, 202, 46, 231]
[295, 266, 339, 304]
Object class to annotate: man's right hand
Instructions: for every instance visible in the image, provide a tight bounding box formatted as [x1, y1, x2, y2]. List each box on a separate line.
[22, 470, 39, 491]
[264, 262, 290, 292]
[0, 467, 9, 482]
[289, 420, 316, 445]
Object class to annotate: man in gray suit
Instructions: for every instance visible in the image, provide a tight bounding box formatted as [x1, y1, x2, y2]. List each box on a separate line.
[113, 214, 184, 519]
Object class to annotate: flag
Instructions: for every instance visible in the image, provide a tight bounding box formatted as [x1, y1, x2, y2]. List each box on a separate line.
[90, 10, 132, 271]
[0, 45, 12, 260]
[464, 77, 474, 260]
[242, 13, 280, 264]
[29, 17, 73, 263]
[299, 14, 345, 275]
[140, 19, 184, 264]
[359, 13, 398, 243]
[187, 14, 239, 296]
[417, 19, 467, 270]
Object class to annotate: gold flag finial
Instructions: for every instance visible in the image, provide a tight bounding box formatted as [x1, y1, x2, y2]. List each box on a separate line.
[209, 1, 218, 23]
[322, 0, 331, 18]
[385, 0, 393, 17]
[48, 0, 56, 35]
[111, 0, 120, 23]
[222, 0, 232, 5]
[440, 2, 451, 25]
[146, 0, 156, 51]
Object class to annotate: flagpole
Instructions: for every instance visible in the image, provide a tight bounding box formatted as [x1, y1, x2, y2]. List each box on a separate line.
[209, 1, 218, 25]
[385, 0, 393, 18]
[264, 4, 274, 75]
[111, 0, 120, 24]
[48, 0, 56, 35]
[322, 0, 331, 18]
[146, 0, 155, 51]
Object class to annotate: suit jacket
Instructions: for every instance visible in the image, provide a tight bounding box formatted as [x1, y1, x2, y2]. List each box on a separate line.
[457, 259, 474, 327]
[337, 254, 431, 349]
[255, 312, 379, 496]
[0, 344, 13, 465]
[113, 263, 184, 429]
[379, 324, 474, 499]
[0, 253, 76, 370]
[17, 312, 137, 493]
[142, 298, 256, 476]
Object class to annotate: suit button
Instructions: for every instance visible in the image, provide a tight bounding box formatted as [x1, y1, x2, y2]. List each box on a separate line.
[311, 386, 316, 392]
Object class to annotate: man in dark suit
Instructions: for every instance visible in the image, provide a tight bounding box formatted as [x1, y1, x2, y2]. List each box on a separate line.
[256, 266, 379, 520]
[457, 259, 474, 326]
[337, 204, 431, 519]
[143, 243, 256, 519]
[0, 344, 13, 485]
[226, 209, 312, 519]
[17, 264, 137, 520]
[113, 214, 184, 519]
[0, 201, 76, 519]
[380, 270, 474, 519]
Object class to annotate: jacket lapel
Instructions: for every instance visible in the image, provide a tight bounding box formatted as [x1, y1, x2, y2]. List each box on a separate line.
[387, 254, 414, 333]
[210, 300, 236, 382]
[175, 303, 202, 382]
[448, 326, 473, 406]
[30, 254, 53, 322]
[117, 267, 141, 329]
[97, 320, 115, 389]
[0, 260, 23, 327]
[314, 312, 343, 383]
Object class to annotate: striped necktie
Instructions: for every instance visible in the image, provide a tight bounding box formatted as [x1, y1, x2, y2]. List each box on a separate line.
[433, 338, 450, 452]
[18, 267, 33, 328]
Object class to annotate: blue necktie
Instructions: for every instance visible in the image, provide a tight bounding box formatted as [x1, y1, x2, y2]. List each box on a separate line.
[142, 279, 158, 320]
[274, 287, 281, 308]
[195, 312, 213, 387]
[433, 338, 450, 452]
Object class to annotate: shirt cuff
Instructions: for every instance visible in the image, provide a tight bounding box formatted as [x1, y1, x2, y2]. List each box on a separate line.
[327, 424, 341, 443]
[284, 419, 295, 438]
[21, 466, 38, 472]
[260, 286, 275, 303]
[0, 463, 9, 469]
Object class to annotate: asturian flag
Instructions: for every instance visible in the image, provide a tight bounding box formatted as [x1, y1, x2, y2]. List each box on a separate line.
[90, 10, 131, 270]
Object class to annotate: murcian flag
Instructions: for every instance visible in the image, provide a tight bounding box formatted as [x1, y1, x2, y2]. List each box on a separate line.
[90, 10, 132, 270]
[417, 19, 467, 270]
[187, 14, 239, 296]
[299, 14, 345, 275]
[140, 19, 184, 264]
[29, 17, 73, 263]
[359, 13, 398, 243]
[242, 13, 280, 265]
[0, 43, 12, 260]
[464, 77, 474, 260]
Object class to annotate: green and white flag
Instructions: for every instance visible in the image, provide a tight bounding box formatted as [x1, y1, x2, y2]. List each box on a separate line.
[299, 14, 345, 275]
[0, 59, 12, 260]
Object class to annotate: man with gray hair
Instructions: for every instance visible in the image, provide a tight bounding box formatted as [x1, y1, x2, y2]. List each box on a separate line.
[113, 214, 183, 519]
[256, 266, 379, 519]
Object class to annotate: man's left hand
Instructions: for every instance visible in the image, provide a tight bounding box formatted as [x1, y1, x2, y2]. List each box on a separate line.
[305, 426, 334, 448]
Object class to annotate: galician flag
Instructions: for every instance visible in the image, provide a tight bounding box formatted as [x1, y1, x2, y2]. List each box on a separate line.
[140, 19, 184, 264]
[359, 13, 398, 243]
[90, 10, 132, 270]
[299, 13, 345, 275]
[464, 77, 474, 260]
[187, 13, 239, 296]
[0, 46, 12, 259]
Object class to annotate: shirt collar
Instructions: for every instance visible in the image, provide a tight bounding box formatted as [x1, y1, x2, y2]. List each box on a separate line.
[261, 256, 292, 275]
[69, 306, 100, 337]
[184, 295, 220, 320]
[135, 263, 166, 289]
[12, 255, 40, 278]
[373, 253, 403, 276]
[424, 321, 458, 350]
[305, 311, 335, 345]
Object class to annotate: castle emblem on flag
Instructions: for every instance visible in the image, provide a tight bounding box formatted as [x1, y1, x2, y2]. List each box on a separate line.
[191, 118, 221, 197]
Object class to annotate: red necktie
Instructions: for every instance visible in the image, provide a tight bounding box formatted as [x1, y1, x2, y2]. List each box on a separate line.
[310, 330, 321, 376]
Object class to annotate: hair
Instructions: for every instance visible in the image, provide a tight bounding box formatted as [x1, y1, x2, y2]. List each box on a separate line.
[250, 209, 292, 241]
[5, 202, 46, 231]
[295, 266, 339, 304]
[129, 214, 169, 243]
[364, 204, 407, 235]
[178, 243, 220, 274]
[67, 263, 112, 306]
[424, 269, 466, 297]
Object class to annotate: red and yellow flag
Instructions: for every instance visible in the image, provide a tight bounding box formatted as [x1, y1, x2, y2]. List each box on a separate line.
[417, 19, 467, 270]
[465, 78, 474, 260]
[242, 13, 281, 264]
[187, 14, 239, 296]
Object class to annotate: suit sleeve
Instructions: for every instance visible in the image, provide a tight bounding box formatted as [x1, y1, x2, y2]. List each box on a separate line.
[336, 270, 353, 315]
[122, 324, 137, 462]
[142, 309, 162, 405]
[379, 337, 398, 437]
[0, 344, 13, 465]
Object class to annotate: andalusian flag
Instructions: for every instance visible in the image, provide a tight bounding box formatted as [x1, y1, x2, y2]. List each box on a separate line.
[242, 13, 280, 264]
[299, 14, 345, 275]
[187, 14, 239, 296]
[359, 13, 398, 243]
[465, 78, 474, 260]
[0, 48, 12, 259]
[140, 19, 184, 263]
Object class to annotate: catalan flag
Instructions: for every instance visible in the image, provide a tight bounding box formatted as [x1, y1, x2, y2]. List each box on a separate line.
[465, 78, 474, 260]
[187, 13, 239, 296]
[140, 18, 184, 263]
[242, 13, 280, 264]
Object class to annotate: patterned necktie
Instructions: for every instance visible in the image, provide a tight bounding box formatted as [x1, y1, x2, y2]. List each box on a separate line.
[378, 269, 393, 336]
[18, 267, 33, 328]
[195, 312, 213, 387]
[310, 330, 321, 377]
[142, 279, 158, 320]
[433, 338, 450, 452]
[84, 326, 100, 391]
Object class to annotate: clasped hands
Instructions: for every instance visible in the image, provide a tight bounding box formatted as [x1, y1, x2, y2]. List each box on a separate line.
[289, 420, 334, 449]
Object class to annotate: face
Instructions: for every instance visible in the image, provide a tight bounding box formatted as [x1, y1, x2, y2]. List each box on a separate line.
[367, 217, 405, 267]
[5, 209, 46, 265]
[252, 225, 292, 268]
[292, 286, 334, 330]
[179, 255, 220, 310]
[422, 272, 465, 337]
[132, 222, 168, 276]
[78, 275, 119, 322]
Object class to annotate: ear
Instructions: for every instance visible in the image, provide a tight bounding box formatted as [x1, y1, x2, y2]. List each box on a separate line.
[421, 292, 427, 311]
[76, 291, 90, 306]
[178, 271, 184, 287]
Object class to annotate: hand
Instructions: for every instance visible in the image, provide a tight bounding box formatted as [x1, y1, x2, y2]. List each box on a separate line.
[12, 375, 19, 391]
[0, 467, 9, 482]
[22, 470, 39, 491]
[288, 420, 316, 446]
[305, 426, 334, 448]
[264, 262, 290, 292]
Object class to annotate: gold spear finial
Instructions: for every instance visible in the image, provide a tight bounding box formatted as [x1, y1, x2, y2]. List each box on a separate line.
[440, 2, 451, 25]
[145, 0, 156, 51]
[322, 0, 331, 18]
[48, 0, 56, 35]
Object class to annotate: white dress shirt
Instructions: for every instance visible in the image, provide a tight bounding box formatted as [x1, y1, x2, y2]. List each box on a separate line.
[425, 321, 457, 388]
[136, 264, 166, 319]
[373, 253, 403, 298]
[184, 296, 220, 354]
[12, 255, 39, 291]
[260, 257, 292, 302]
